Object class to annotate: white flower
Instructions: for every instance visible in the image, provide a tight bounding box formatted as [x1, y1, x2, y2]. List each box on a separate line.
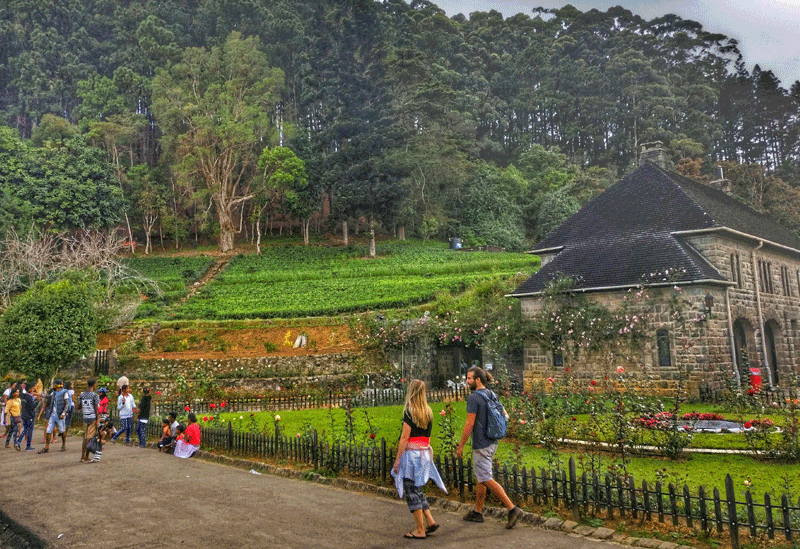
[275, 415, 281, 421]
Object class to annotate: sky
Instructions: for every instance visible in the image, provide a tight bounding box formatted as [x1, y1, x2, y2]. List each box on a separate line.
[434, 0, 800, 87]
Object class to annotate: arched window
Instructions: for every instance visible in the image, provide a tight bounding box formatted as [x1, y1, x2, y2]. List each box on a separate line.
[552, 334, 563, 367]
[657, 329, 671, 367]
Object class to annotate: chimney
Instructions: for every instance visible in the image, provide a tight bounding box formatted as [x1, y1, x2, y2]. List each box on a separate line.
[710, 166, 732, 195]
[639, 141, 667, 169]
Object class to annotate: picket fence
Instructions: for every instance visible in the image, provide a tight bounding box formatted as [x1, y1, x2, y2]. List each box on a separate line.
[136, 418, 800, 549]
[147, 386, 470, 417]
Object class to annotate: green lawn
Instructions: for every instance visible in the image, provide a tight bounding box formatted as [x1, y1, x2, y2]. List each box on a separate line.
[215, 401, 800, 499]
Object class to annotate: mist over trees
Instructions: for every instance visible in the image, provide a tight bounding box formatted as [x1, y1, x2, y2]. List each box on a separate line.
[0, 0, 798, 251]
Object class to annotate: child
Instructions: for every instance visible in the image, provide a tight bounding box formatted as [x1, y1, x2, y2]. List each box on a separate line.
[170, 424, 185, 454]
[4, 387, 22, 449]
[157, 417, 172, 452]
[97, 388, 116, 442]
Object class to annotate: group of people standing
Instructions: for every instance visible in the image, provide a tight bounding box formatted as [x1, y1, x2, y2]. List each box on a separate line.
[2, 380, 41, 451]
[6, 367, 521, 535]
[391, 366, 523, 539]
[2, 375, 200, 461]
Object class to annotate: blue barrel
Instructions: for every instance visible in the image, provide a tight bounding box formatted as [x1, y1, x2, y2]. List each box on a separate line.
[450, 238, 462, 250]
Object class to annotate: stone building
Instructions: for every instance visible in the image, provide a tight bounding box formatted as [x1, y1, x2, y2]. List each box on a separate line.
[510, 145, 800, 397]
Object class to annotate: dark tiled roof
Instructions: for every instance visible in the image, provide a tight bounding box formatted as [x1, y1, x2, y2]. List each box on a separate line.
[511, 163, 800, 296]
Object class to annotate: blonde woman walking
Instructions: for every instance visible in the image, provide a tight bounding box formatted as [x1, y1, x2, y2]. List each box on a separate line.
[391, 379, 446, 539]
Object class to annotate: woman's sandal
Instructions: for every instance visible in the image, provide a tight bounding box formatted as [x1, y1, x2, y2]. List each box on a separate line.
[404, 533, 426, 539]
[425, 524, 439, 534]
[37, 448, 48, 454]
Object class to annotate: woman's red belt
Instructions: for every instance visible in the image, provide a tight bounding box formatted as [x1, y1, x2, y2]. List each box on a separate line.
[408, 436, 430, 445]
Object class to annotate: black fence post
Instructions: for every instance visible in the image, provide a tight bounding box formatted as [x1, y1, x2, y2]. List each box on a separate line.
[683, 484, 693, 528]
[765, 492, 775, 540]
[725, 474, 740, 549]
[745, 490, 756, 538]
[312, 429, 319, 471]
[568, 457, 579, 521]
[782, 494, 792, 541]
[227, 421, 233, 451]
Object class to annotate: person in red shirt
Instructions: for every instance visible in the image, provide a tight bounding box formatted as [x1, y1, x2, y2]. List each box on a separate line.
[174, 413, 200, 458]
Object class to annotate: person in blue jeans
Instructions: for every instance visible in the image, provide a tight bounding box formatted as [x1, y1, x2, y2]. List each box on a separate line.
[136, 387, 151, 448]
[16, 382, 39, 451]
[39, 379, 71, 454]
[111, 384, 136, 444]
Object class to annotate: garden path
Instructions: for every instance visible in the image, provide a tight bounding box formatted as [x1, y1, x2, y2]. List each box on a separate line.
[1, 442, 623, 549]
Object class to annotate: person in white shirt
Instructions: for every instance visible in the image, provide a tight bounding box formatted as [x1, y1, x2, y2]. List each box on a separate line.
[110, 384, 136, 445]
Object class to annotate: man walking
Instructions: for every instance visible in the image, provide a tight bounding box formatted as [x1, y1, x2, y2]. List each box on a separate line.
[80, 379, 100, 463]
[457, 366, 523, 529]
[16, 382, 39, 451]
[111, 384, 136, 444]
[39, 379, 71, 454]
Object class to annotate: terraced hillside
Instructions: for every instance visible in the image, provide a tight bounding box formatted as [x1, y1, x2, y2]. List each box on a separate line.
[130, 240, 538, 321]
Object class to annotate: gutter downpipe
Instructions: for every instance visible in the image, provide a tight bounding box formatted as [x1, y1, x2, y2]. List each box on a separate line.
[752, 240, 775, 388]
[725, 285, 741, 388]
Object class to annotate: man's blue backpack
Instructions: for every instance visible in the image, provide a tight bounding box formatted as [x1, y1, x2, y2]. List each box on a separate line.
[476, 389, 507, 440]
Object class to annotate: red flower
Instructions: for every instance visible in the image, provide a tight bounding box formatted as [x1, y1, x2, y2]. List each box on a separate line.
[156, 391, 162, 395]
[571, 417, 576, 421]
[744, 422, 752, 429]
[590, 380, 597, 386]
[209, 403, 216, 409]
[369, 433, 376, 440]
[220, 401, 226, 408]
[184, 406, 191, 412]
[203, 416, 208, 421]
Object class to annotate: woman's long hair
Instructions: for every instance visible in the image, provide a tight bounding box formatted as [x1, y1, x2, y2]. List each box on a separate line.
[403, 379, 432, 429]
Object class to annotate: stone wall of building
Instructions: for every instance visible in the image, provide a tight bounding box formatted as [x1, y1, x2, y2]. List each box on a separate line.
[689, 234, 800, 387]
[521, 286, 734, 397]
[520, 234, 800, 397]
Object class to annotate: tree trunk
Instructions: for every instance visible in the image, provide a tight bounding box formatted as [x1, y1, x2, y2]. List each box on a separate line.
[342, 221, 349, 246]
[369, 229, 376, 258]
[255, 217, 262, 255]
[302, 218, 310, 245]
[398, 226, 406, 241]
[218, 203, 235, 252]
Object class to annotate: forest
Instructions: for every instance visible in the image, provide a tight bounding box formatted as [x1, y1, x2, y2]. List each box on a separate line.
[0, 0, 799, 252]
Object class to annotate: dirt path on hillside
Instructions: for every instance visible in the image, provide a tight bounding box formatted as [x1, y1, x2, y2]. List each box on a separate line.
[97, 323, 359, 359]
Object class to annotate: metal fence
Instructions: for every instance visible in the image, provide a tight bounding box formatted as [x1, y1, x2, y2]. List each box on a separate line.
[144, 386, 470, 417]
[138, 418, 797, 549]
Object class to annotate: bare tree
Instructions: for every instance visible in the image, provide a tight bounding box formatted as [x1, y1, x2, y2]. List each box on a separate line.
[0, 227, 59, 307]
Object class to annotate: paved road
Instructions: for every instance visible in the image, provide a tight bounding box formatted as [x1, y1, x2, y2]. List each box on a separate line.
[0, 441, 620, 548]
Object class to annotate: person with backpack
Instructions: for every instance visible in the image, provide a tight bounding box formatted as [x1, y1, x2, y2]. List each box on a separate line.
[457, 366, 523, 529]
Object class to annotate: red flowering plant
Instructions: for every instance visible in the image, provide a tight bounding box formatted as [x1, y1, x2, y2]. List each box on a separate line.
[681, 412, 725, 421]
[743, 416, 780, 459]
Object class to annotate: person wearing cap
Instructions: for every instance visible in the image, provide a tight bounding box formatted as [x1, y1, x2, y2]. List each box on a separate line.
[111, 384, 136, 444]
[39, 379, 71, 454]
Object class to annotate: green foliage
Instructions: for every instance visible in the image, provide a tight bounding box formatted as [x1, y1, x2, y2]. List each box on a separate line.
[169, 240, 535, 320]
[0, 278, 98, 380]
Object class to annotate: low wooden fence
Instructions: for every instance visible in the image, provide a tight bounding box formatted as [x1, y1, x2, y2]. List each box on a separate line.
[700, 385, 800, 407]
[145, 386, 469, 417]
[137, 417, 799, 549]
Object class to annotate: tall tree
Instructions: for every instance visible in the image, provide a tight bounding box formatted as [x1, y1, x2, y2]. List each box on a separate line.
[152, 32, 284, 252]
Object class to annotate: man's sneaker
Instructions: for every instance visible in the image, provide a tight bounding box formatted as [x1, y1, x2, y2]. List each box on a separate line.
[506, 506, 523, 529]
[25, 447, 35, 451]
[463, 510, 484, 522]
